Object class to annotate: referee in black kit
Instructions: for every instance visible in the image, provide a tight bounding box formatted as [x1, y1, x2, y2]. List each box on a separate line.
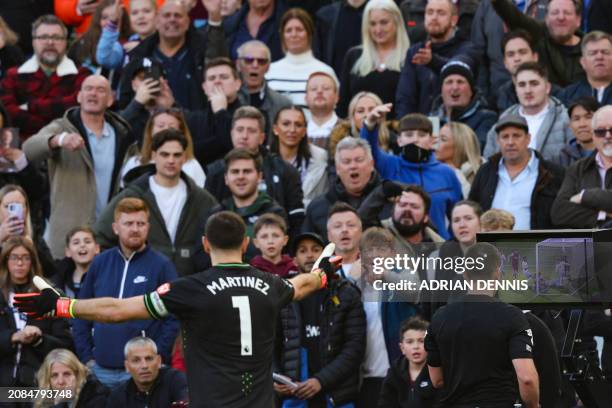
[425, 242, 540, 408]
[13, 211, 340, 408]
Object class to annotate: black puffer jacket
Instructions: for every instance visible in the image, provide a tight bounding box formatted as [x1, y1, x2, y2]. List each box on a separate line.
[275, 280, 366, 406]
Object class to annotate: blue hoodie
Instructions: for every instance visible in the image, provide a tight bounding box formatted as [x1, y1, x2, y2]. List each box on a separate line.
[73, 246, 179, 368]
[361, 125, 463, 239]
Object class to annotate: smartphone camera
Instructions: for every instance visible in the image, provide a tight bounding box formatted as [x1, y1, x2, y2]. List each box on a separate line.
[7, 203, 23, 221]
[144, 64, 163, 96]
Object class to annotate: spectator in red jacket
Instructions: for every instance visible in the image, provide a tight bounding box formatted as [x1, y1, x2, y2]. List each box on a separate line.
[0, 15, 89, 140]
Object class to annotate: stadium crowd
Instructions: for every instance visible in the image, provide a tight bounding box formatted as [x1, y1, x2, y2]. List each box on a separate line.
[0, 0, 611, 406]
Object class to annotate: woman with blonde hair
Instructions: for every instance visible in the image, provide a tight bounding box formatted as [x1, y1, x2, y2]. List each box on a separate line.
[0, 185, 56, 277]
[0, 237, 72, 389]
[36, 348, 108, 408]
[0, 16, 24, 79]
[435, 122, 484, 196]
[338, 0, 410, 117]
[120, 107, 206, 187]
[329, 91, 393, 157]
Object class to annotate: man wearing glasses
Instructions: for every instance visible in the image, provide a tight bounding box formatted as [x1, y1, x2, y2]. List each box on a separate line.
[0, 14, 89, 139]
[552, 105, 612, 228]
[236, 40, 291, 137]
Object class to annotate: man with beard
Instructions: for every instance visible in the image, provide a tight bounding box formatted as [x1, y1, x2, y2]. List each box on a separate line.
[74, 198, 179, 388]
[396, 0, 477, 116]
[361, 103, 462, 239]
[23, 74, 134, 259]
[274, 230, 366, 407]
[305, 72, 340, 150]
[552, 105, 612, 228]
[359, 182, 445, 262]
[212, 148, 287, 261]
[0, 14, 89, 139]
[293, 232, 326, 274]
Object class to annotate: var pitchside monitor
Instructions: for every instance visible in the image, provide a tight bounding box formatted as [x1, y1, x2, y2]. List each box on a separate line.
[477, 229, 612, 308]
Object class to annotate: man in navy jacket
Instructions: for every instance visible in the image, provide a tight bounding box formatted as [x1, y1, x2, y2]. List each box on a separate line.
[73, 197, 179, 389]
[395, 0, 476, 117]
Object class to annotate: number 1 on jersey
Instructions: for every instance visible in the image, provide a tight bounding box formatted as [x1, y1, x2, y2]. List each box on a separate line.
[232, 296, 253, 356]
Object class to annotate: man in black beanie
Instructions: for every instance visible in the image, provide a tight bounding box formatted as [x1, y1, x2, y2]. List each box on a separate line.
[430, 58, 498, 151]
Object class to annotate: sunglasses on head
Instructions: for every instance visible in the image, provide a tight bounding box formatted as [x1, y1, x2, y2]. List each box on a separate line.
[593, 128, 612, 138]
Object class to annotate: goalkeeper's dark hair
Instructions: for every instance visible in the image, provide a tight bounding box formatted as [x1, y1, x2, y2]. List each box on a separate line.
[463, 242, 501, 281]
[0, 236, 43, 300]
[205, 211, 246, 250]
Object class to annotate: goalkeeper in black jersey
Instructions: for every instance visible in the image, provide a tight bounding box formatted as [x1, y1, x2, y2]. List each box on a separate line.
[15, 211, 340, 408]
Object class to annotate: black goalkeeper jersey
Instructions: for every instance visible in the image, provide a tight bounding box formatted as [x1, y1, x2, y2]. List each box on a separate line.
[150, 263, 295, 407]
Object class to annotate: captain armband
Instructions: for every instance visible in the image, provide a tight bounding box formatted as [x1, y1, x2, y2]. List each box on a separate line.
[143, 291, 169, 320]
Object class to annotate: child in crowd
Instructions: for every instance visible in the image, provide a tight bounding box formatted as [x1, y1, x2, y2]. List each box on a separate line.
[250, 214, 298, 278]
[52, 226, 100, 298]
[378, 316, 438, 408]
[480, 208, 516, 232]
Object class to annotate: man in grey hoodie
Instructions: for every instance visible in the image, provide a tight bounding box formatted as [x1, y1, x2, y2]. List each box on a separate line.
[484, 62, 573, 161]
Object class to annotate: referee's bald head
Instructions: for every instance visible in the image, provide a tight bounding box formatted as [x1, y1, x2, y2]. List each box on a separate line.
[204, 211, 246, 250]
[463, 242, 502, 281]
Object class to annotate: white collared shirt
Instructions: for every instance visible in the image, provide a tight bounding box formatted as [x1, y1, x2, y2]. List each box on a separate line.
[491, 150, 540, 230]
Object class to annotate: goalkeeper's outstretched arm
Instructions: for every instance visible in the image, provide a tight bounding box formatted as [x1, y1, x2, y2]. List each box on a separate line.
[72, 296, 151, 323]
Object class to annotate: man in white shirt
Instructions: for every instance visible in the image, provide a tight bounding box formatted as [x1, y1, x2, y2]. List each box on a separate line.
[484, 62, 572, 161]
[95, 128, 218, 276]
[305, 71, 339, 150]
[470, 114, 564, 230]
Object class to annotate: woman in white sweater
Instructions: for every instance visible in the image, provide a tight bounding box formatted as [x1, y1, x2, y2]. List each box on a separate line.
[269, 105, 328, 207]
[265, 8, 338, 109]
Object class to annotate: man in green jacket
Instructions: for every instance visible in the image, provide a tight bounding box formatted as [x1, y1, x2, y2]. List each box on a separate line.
[94, 129, 218, 276]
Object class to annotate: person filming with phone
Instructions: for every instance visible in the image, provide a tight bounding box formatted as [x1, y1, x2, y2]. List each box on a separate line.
[0, 185, 57, 278]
